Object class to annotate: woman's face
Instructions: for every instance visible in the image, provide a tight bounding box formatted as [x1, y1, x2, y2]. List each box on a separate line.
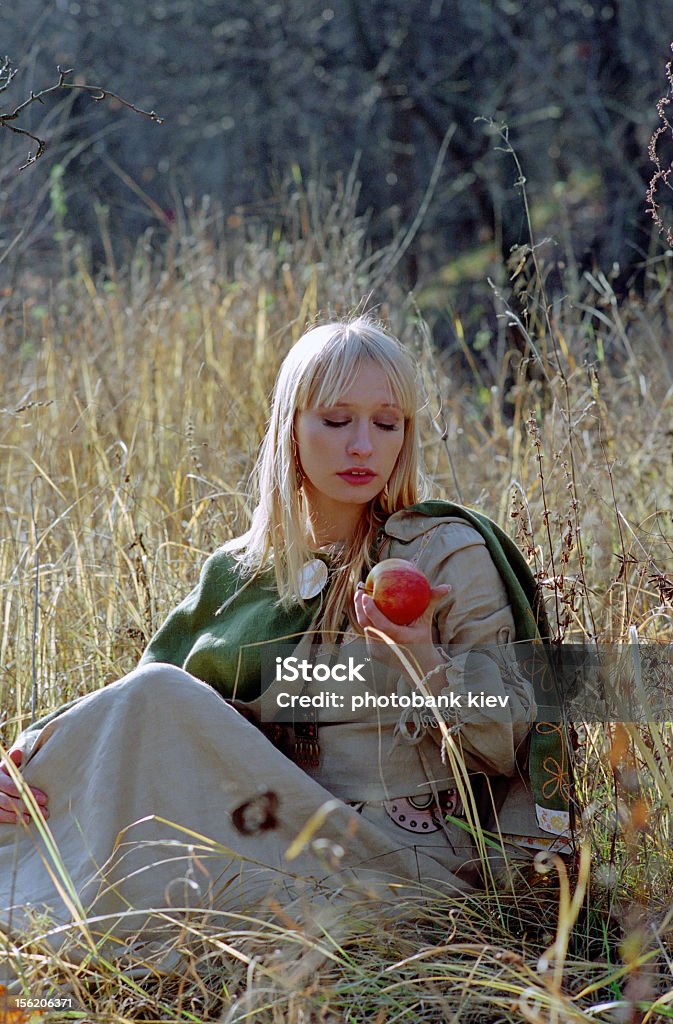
[294, 360, 405, 542]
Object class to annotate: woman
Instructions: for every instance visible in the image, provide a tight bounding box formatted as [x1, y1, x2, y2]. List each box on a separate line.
[0, 318, 569, 965]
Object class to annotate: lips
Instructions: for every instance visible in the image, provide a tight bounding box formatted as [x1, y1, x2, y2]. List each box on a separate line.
[337, 468, 377, 485]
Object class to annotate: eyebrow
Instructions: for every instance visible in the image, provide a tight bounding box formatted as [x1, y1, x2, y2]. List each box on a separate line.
[325, 400, 402, 411]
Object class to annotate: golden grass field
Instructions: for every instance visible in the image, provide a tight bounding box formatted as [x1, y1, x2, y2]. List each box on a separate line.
[1, 183, 673, 1021]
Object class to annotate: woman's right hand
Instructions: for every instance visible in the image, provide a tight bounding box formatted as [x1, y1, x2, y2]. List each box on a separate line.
[0, 747, 49, 824]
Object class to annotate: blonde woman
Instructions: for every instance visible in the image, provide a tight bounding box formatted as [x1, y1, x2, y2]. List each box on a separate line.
[0, 318, 570, 959]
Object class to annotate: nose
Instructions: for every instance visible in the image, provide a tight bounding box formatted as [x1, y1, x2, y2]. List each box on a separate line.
[346, 419, 373, 457]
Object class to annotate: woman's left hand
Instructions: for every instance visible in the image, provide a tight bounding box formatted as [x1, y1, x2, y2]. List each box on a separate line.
[353, 581, 451, 680]
[353, 581, 450, 647]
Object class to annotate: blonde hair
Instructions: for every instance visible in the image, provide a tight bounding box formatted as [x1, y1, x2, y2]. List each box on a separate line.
[226, 317, 429, 636]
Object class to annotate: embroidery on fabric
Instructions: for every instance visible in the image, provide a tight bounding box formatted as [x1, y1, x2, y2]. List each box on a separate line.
[534, 804, 571, 840]
[507, 828, 573, 853]
[230, 789, 279, 834]
[383, 790, 462, 834]
[536, 721, 570, 801]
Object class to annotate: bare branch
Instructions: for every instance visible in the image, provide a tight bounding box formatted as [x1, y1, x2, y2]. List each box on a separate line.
[0, 61, 164, 171]
[0, 55, 18, 93]
[2, 121, 46, 169]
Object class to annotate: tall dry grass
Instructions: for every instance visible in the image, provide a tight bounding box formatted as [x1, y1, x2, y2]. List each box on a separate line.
[1, 179, 673, 1021]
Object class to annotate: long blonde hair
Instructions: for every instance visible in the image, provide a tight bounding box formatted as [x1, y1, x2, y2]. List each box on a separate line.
[226, 317, 429, 636]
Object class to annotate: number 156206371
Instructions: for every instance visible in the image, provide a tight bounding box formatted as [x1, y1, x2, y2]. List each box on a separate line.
[0, 987, 76, 1022]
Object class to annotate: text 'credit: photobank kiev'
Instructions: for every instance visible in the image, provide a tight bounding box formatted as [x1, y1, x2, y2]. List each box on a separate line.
[274, 691, 511, 710]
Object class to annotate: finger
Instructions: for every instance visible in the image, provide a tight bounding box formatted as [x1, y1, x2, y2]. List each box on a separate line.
[361, 595, 406, 639]
[0, 789, 48, 823]
[425, 584, 451, 615]
[404, 585, 451, 629]
[1, 747, 23, 776]
[355, 588, 390, 639]
[353, 585, 368, 628]
[0, 808, 46, 825]
[0, 776, 22, 800]
[29, 787, 49, 807]
[0, 790, 24, 821]
[0, 774, 48, 807]
[0, 773, 48, 803]
[2, 749, 48, 805]
[361, 593, 388, 628]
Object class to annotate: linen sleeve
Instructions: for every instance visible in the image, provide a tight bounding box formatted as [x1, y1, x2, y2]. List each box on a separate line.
[401, 523, 537, 777]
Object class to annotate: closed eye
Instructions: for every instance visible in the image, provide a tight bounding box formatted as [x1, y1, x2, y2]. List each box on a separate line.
[322, 418, 401, 431]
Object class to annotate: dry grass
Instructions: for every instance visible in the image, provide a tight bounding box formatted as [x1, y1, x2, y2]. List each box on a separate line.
[1, 180, 673, 1020]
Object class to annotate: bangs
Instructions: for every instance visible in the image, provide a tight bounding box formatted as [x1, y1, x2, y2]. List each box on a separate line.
[296, 325, 417, 418]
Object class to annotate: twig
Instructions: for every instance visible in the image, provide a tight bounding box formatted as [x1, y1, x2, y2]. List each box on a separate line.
[647, 45, 673, 247]
[0, 55, 17, 93]
[598, 430, 631, 631]
[29, 477, 41, 724]
[527, 411, 562, 635]
[482, 116, 597, 639]
[410, 297, 464, 502]
[0, 62, 164, 170]
[369, 123, 456, 292]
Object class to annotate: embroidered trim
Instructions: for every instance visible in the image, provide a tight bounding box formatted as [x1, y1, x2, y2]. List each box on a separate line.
[420, 662, 450, 687]
[383, 790, 462, 834]
[504, 832, 574, 853]
[535, 804, 571, 837]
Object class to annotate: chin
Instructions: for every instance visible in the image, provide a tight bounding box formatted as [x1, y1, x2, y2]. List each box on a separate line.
[338, 485, 381, 503]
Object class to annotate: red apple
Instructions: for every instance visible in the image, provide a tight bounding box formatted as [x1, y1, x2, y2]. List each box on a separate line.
[363, 558, 432, 626]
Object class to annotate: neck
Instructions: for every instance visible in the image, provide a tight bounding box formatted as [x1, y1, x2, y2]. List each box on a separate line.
[306, 521, 355, 549]
[303, 498, 365, 550]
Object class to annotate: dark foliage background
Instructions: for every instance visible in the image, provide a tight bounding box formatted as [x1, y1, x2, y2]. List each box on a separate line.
[1, 0, 671, 309]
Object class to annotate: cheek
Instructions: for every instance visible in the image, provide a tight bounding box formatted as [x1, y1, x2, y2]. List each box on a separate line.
[387, 433, 405, 468]
[295, 418, 333, 471]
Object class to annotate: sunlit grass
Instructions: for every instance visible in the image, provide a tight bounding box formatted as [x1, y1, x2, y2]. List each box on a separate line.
[1, 183, 672, 1019]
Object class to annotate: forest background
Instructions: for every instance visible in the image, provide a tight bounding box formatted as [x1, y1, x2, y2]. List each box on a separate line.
[2, 0, 670, 307]
[2, 1, 673, 1021]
